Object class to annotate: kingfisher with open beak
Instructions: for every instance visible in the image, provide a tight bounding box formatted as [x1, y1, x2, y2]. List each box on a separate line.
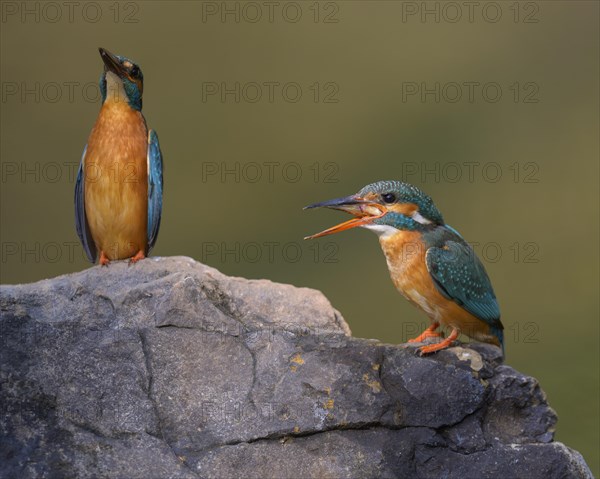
[75, 48, 163, 266]
[305, 181, 503, 355]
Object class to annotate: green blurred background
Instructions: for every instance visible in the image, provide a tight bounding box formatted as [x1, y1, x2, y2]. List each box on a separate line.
[1, 1, 598, 474]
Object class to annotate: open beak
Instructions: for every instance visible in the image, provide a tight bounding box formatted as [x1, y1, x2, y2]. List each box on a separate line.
[304, 195, 386, 239]
[99, 47, 127, 78]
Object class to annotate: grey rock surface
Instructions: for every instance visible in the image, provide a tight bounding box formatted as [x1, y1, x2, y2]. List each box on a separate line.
[0, 256, 593, 479]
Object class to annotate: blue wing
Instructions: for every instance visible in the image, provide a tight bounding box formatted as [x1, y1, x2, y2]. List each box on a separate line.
[425, 240, 501, 327]
[147, 129, 163, 253]
[74, 145, 97, 263]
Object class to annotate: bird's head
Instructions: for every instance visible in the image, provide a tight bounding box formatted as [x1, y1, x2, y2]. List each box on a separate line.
[304, 180, 444, 239]
[98, 47, 144, 111]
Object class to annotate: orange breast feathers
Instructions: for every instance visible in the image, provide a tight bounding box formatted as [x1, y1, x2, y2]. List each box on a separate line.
[83, 101, 149, 260]
[378, 231, 496, 343]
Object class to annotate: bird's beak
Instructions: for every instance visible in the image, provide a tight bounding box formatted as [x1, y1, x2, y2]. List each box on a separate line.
[304, 195, 386, 239]
[99, 47, 126, 78]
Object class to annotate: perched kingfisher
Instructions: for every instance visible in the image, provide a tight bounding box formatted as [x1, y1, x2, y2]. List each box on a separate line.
[305, 181, 503, 355]
[75, 48, 163, 266]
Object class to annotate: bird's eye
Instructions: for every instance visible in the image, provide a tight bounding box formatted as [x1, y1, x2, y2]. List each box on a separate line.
[130, 66, 140, 78]
[381, 193, 396, 203]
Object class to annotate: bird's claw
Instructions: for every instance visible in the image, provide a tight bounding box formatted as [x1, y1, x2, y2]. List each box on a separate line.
[408, 331, 443, 343]
[416, 345, 441, 357]
[414, 329, 460, 356]
[128, 250, 146, 265]
[99, 251, 110, 267]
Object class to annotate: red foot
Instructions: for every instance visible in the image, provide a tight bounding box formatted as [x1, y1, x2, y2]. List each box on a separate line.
[99, 251, 110, 267]
[408, 321, 441, 343]
[129, 250, 146, 265]
[418, 329, 459, 355]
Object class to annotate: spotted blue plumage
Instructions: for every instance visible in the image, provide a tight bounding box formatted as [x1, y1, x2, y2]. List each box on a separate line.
[304, 179, 504, 354]
[358, 180, 503, 347]
[425, 230, 503, 349]
[74, 145, 97, 263]
[147, 129, 163, 253]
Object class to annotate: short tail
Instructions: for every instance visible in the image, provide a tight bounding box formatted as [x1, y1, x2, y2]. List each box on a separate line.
[490, 325, 505, 357]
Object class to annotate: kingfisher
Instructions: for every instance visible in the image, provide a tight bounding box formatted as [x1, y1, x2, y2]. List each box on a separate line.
[75, 47, 163, 266]
[305, 181, 503, 355]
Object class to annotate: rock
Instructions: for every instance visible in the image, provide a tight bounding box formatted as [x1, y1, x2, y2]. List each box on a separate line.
[0, 256, 593, 479]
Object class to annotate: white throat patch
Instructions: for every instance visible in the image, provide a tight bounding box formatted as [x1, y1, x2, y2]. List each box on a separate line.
[362, 224, 399, 239]
[105, 71, 128, 104]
